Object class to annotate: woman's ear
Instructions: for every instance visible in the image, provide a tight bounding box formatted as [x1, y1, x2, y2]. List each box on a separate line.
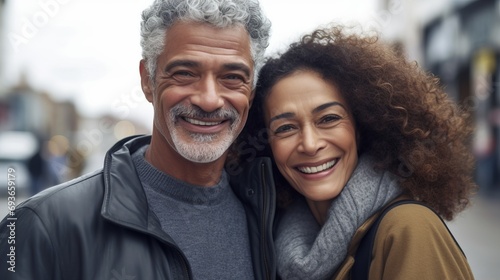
[139, 59, 154, 103]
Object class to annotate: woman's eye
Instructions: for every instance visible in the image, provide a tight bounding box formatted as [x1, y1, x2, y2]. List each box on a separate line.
[274, 124, 295, 135]
[320, 114, 341, 124]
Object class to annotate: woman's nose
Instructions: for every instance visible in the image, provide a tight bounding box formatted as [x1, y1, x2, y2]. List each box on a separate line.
[297, 126, 326, 155]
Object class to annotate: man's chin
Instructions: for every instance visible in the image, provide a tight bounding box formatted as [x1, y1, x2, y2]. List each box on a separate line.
[174, 140, 232, 163]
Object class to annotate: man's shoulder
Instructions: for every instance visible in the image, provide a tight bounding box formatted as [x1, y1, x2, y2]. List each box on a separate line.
[17, 169, 106, 218]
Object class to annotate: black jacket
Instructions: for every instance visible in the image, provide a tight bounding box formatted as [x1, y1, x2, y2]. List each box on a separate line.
[0, 135, 276, 279]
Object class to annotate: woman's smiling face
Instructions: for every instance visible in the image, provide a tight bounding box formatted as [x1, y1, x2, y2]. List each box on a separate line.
[264, 70, 358, 203]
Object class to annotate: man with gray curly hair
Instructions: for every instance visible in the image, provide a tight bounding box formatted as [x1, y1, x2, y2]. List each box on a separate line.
[0, 1, 275, 279]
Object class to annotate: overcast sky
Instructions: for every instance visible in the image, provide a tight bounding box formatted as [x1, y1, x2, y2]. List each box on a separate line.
[1, 0, 378, 128]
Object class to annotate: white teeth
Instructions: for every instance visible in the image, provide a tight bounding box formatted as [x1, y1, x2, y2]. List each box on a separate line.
[298, 160, 336, 174]
[184, 117, 222, 126]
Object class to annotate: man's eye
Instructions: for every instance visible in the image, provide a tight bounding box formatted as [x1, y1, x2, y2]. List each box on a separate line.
[227, 74, 242, 79]
[173, 71, 194, 77]
[223, 74, 246, 82]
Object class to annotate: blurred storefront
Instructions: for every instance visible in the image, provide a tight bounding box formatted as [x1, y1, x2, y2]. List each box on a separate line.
[0, 75, 150, 195]
[422, 0, 500, 194]
[0, 77, 80, 195]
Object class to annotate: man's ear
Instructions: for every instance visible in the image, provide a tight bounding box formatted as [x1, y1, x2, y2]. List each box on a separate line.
[139, 59, 154, 103]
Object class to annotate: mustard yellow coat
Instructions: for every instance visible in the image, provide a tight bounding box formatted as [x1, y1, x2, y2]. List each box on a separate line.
[333, 198, 474, 280]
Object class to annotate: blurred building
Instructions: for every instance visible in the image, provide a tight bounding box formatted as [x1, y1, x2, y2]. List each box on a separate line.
[1, 75, 78, 136]
[1, 76, 150, 195]
[0, 76, 80, 194]
[77, 113, 150, 175]
[377, 0, 500, 194]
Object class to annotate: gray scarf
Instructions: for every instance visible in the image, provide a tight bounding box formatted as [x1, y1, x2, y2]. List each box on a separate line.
[275, 156, 402, 280]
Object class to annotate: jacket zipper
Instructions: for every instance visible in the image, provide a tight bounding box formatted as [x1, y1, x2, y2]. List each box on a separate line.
[154, 235, 192, 279]
[173, 248, 191, 279]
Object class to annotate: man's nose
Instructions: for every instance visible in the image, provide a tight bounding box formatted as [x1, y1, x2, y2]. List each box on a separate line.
[189, 76, 224, 112]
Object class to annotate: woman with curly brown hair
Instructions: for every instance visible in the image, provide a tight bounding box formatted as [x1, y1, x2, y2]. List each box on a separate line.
[240, 24, 476, 279]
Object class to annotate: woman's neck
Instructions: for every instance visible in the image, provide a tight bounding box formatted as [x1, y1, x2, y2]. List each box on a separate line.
[306, 199, 333, 225]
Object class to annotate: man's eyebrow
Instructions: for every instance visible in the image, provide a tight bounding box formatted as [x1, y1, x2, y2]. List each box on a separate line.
[222, 62, 251, 78]
[164, 60, 200, 73]
[312, 101, 347, 114]
[163, 60, 251, 77]
[269, 112, 295, 124]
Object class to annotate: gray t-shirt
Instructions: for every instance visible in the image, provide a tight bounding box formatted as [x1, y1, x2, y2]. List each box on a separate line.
[132, 145, 254, 279]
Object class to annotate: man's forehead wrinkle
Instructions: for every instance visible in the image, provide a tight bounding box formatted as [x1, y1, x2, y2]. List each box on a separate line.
[182, 35, 249, 53]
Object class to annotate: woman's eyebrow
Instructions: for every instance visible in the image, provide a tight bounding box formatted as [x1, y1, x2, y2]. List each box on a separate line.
[269, 112, 295, 124]
[312, 102, 346, 114]
[268, 102, 346, 125]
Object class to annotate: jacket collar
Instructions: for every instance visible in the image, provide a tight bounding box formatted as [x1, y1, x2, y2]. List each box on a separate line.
[100, 134, 276, 279]
[100, 135, 169, 238]
[99, 135, 276, 239]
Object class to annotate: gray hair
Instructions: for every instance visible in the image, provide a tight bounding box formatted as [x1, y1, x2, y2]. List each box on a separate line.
[140, 0, 271, 88]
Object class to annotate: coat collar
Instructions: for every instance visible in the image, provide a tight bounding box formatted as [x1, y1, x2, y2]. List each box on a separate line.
[99, 134, 276, 279]
[100, 135, 169, 238]
[99, 135, 276, 240]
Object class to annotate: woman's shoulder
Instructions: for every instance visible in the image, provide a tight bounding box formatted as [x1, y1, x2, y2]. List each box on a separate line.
[368, 202, 474, 279]
[375, 201, 456, 244]
[380, 202, 444, 230]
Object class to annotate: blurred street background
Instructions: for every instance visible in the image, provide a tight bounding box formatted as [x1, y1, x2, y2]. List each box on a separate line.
[1, 0, 499, 279]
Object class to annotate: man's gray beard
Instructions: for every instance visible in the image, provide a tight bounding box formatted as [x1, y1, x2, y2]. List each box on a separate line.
[167, 104, 242, 163]
[171, 130, 236, 163]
